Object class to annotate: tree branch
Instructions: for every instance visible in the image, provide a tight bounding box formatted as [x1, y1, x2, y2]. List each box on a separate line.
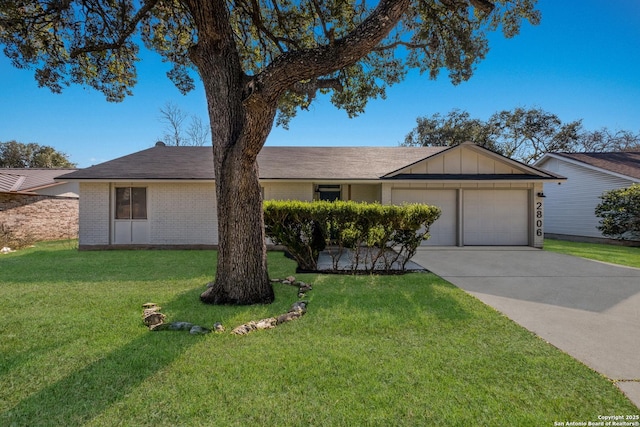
[260, 0, 411, 102]
[373, 39, 429, 52]
[70, 0, 160, 58]
[309, 0, 334, 43]
[291, 78, 343, 107]
[440, 0, 495, 14]
[468, 0, 495, 14]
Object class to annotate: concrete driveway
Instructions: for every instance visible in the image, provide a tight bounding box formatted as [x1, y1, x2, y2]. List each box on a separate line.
[411, 247, 640, 409]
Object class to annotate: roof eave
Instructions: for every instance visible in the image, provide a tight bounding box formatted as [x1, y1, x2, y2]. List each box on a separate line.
[539, 153, 640, 182]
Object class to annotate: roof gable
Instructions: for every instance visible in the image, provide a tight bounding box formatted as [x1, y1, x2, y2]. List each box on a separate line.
[383, 142, 560, 179]
[543, 152, 640, 181]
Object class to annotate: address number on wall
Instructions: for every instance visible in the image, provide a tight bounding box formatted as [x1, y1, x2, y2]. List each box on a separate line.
[535, 201, 543, 237]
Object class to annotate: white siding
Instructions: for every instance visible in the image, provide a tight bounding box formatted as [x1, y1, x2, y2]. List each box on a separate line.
[35, 181, 80, 198]
[541, 158, 636, 238]
[263, 182, 313, 201]
[349, 184, 380, 202]
[79, 182, 110, 246]
[149, 183, 218, 245]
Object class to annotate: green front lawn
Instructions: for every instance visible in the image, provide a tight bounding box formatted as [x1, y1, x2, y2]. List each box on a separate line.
[545, 238, 640, 268]
[1, 241, 636, 426]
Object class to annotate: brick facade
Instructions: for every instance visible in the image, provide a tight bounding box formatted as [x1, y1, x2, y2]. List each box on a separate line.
[0, 193, 79, 241]
[78, 183, 110, 246]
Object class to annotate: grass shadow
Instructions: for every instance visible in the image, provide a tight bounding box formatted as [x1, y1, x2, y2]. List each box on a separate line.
[1, 287, 208, 426]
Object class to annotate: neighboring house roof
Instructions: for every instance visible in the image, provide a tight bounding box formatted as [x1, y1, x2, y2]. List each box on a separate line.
[0, 168, 78, 194]
[541, 152, 640, 181]
[58, 144, 562, 182]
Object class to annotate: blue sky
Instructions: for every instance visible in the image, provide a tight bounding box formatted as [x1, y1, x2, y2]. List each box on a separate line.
[1, 0, 639, 168]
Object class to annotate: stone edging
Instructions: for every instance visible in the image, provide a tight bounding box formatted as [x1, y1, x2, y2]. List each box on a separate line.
[141, 276, 311, 335]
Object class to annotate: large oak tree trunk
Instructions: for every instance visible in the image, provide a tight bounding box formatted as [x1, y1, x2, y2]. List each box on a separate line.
[188, 2, 276, 305]
[200, 94, 277, 304]
[200, 139, 274, 304]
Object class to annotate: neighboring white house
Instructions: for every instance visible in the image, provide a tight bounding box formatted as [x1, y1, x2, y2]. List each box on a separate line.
[535, 151, 640, 242]
[57, 142, 564, 250]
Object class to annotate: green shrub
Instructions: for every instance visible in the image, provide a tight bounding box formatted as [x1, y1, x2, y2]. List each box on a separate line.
[595, 184, 640, 240]
[264, 200, 441, 273]
[263, 200, 326, 270]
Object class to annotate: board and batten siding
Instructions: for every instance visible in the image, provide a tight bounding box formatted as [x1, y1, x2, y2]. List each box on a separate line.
[400, 147, 525, 175]
[78, 182, 111, 246]
[541, 158, 636, 238]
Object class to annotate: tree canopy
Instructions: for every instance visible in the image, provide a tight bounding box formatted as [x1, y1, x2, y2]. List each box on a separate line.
[0, 140, 76, 168]
[1, 1, 539, 121]
[1, 0, 541, 305]
[403, 107, 640, 163]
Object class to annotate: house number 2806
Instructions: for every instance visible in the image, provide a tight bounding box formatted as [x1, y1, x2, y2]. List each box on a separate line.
[535, 202, 543, 237]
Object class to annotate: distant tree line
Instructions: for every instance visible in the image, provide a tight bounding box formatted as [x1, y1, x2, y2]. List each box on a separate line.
[0, 141, 76, 168]
[403, 107, 640, 164]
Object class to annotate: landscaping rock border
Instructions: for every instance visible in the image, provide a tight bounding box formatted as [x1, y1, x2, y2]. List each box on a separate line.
[142, 276, 311, 336]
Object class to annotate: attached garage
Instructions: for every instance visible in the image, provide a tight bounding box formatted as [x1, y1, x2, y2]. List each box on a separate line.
[391, 188, 457, 246]
[462, 189, 529, 245]
[380, 142, 563, 247]
[392, 188, 530, 246]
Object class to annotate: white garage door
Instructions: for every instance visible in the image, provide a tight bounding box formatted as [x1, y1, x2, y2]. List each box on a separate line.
[391, 189, 457, 246]
[463, 190, 529, 245]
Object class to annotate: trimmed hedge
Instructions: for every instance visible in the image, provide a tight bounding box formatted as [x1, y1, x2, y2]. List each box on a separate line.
[264, 200, 441, 273]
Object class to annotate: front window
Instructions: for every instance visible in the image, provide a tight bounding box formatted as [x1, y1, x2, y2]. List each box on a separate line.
[115, 187, 147, 219]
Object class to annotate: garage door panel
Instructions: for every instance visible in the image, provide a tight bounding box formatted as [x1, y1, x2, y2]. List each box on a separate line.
[463, 190, 529, 245]
[392, 189, 456, 246]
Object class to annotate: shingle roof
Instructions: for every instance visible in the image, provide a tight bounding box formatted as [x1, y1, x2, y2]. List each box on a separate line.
[58, 146, 451, 181]
[554, 152, 640, 180]
[0, 168, 78, 193]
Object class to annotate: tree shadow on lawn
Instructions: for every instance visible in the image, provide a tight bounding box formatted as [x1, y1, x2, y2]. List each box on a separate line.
[1, 287, 219, 426]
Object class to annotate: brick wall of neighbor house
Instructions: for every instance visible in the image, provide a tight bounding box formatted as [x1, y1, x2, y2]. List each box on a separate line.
[79, 182, 110, 246]
[263, 182, 314, 201]
[0, 193, 78, 241]
[149, 182, 218, 245]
